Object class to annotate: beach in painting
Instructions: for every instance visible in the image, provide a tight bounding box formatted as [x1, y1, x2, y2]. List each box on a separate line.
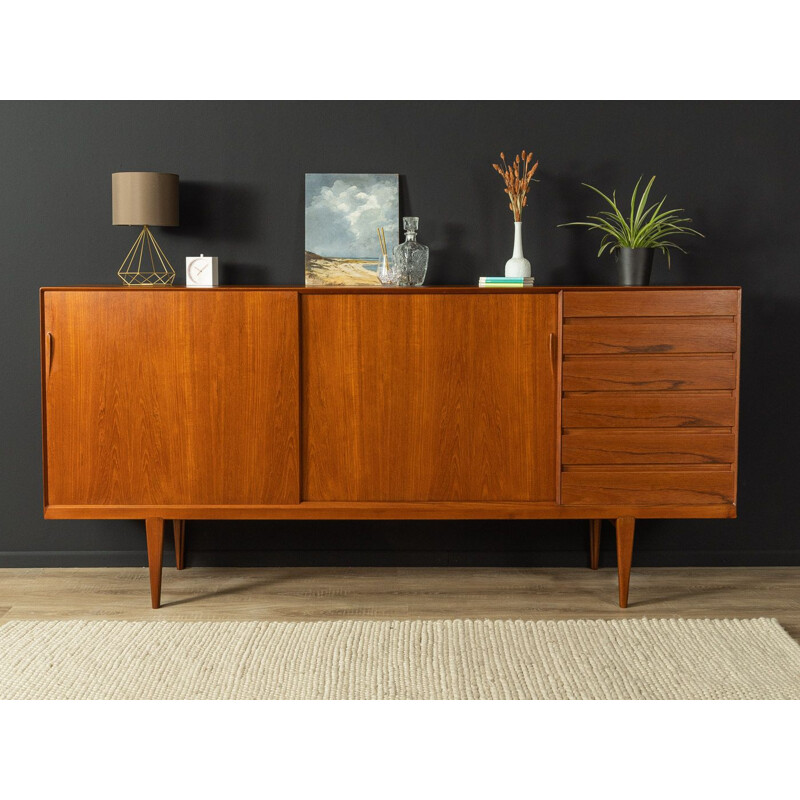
[304, 252, 382, 286]
[305, 173, 398, 286]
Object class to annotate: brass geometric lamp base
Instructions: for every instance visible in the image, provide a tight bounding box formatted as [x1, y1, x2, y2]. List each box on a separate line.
[118, 225, 176, 286]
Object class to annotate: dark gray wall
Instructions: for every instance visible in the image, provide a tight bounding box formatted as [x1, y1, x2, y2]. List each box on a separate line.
[2, 101, 798, 568]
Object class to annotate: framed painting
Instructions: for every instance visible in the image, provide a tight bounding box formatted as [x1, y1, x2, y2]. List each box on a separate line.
[305, 173, 399, 286]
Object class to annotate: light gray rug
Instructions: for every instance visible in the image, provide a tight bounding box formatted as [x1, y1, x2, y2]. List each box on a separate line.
[0, 617, 798, 700]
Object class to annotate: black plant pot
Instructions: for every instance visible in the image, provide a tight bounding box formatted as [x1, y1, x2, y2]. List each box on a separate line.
[616, 248, 654, 286]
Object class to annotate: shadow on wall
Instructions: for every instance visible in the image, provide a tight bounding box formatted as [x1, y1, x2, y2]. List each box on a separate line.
[218, 263, 266, 284]
[179, 517, 589, 568]
[547, 163, 621, 286]
[430, 223, 477, 285]
[174, 181, 273, 284]
[179, 181, 260, 241]
[737, 293, 800, 499]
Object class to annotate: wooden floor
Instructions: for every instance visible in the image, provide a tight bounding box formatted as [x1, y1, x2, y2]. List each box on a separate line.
[1, 566, 799, 642]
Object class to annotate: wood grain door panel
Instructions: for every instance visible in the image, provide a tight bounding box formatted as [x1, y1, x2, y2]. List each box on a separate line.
[562, 317, 737, 354]
[562, 355, 736, 391]
[563, 392, 735, 428]
[302, 293, 558, 502]
[43, 290, 299, 506]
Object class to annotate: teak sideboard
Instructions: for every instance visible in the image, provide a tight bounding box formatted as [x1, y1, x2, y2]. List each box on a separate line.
[40, 286, 741, 608]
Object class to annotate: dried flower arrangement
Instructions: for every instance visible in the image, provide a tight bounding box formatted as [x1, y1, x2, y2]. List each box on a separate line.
[492, 151, 539, 222]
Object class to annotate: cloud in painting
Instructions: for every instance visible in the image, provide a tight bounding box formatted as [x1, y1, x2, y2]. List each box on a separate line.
[305, 174, 399, 258]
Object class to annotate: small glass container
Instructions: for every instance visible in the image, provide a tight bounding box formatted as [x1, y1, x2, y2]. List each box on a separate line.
[376, 254, 393, 285]
[392, 217, 429, 286]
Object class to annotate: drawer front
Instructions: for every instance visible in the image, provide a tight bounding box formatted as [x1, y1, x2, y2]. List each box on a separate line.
[562, 470, 736, 505]
[562, 317, 737, 354]
[563, 355, 736, 392]
[563, 289, 739, 317]
[563, 392, 736, 428]
[562, 431, 736, 465]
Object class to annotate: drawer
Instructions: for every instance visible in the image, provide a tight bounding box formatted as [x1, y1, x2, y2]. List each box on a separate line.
[563, 289, 739, 318]
[562, 469, 735, 505]
[562, 392, 736, 428]
[562, 355, 736, 391]
[562, 430, 736, 464]
[562, 317, 737, 355]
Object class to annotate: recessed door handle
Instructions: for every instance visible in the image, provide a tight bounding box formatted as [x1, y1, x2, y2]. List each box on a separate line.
[45, 332, 53, 379]
[549, 332, 557, 375]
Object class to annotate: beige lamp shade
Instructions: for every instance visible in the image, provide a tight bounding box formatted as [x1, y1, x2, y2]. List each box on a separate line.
[112, 172, 179, 226]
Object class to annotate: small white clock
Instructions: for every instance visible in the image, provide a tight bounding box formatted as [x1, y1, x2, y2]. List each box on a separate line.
[186, 254, 219, 287]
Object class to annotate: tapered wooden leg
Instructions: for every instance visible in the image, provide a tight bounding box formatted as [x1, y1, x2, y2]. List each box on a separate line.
[145, 518, 164, 609]
[615, 516, 635, 608]
[589, 519, 601, 570]
[173, 520, 185, 570]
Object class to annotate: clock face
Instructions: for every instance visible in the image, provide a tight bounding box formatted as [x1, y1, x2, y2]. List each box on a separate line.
[188, 258, 209, 283]
[189, 258, 209, 283]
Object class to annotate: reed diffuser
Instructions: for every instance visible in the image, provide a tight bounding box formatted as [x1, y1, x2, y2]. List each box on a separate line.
[376, 227, 392, 284]
[492, 150, 539, 278]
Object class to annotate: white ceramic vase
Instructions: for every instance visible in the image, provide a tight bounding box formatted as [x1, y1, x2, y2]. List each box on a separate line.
[504, 220, 531, 278]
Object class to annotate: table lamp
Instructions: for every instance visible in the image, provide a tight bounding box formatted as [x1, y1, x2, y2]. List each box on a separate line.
[112, 172, 179, 285]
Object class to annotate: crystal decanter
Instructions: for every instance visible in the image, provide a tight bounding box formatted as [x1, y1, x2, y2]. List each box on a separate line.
[392, 217, 429, 286]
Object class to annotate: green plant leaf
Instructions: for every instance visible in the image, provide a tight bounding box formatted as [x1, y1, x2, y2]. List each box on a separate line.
[586, 214, 624, 232]
[598, 235, 618, 256]
[633, 176, 656, 228]
[582, 182, 620, 212]
[629, 176, 642, 231]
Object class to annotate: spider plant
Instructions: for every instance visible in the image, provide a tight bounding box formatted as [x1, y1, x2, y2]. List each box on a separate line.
[559, 176, 703, 268]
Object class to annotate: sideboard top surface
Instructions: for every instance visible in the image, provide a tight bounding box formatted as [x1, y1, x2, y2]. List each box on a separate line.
[40, 285, 742, 294]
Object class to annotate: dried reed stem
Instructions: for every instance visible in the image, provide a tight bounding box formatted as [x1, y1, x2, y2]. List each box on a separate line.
[377, 227, 388, 257]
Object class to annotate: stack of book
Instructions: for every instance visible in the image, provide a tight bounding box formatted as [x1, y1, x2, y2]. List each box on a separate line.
[478, 276, 535, 287]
